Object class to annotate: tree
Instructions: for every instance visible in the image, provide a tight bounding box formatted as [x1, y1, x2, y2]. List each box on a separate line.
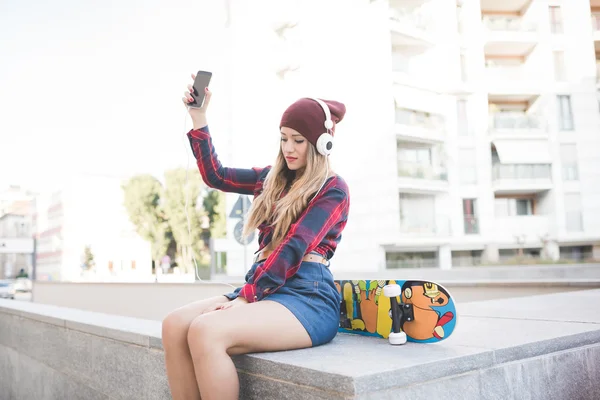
[162, 168, 210, 276]
[81, 245, 95, 270]
[203, 189, 227, 240]
[122, 175, 173, 271]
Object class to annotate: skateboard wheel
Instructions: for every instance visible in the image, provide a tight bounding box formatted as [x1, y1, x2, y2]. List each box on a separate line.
[383, 284, 401, 298]
[388, 331, 407, 345]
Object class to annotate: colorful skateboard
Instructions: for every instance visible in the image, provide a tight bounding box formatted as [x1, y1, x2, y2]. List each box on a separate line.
[334, 280, 457, 345]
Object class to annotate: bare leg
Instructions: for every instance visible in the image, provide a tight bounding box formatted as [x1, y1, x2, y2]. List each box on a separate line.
[187, 300, 312, 400]
[162, 295, 230, 400]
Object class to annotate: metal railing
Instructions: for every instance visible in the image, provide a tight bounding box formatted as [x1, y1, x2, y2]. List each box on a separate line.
[489, 113, 543, 131]
[463, 215, 479, 234]
[398, 162, 448, 181]
[492, 164, 552, 181]
[483, 16, 537, 32]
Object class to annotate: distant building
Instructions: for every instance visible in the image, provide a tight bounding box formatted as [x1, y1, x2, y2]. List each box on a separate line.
[0, 186, 35, 279]
[32, 174, 152, 281]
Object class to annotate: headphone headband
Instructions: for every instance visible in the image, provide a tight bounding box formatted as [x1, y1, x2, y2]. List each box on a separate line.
[308, 97, 334, 132]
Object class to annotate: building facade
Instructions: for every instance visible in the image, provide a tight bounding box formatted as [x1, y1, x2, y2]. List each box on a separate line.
[212, 0, 600, 274]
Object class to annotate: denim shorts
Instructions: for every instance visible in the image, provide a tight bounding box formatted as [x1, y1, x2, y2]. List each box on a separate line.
[224, 257, 341, 347]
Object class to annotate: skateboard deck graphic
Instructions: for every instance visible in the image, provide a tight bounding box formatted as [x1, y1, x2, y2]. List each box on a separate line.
[334, 280, 457, 344]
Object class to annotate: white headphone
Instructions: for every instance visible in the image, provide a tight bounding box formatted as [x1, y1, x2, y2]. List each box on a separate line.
[308, 97, 334, 156]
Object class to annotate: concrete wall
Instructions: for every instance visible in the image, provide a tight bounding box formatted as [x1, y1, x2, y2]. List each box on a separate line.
[28, 264, 600, 320]
[2, 289, 600, 399]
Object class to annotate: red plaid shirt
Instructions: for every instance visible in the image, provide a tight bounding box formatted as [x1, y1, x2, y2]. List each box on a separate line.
[187, 126, 350, 303]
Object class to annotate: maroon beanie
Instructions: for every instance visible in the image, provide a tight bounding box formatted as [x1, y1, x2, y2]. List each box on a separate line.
[280, 98, 346, 148]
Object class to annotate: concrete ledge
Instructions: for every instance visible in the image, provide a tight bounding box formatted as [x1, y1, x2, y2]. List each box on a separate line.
[1, 290, 600, 399]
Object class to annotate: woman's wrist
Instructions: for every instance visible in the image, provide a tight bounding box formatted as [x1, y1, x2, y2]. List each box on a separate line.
[192, 114, 208, 130]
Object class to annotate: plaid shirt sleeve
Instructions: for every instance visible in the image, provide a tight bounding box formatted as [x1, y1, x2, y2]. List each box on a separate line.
[238, 178, 350, 303]
[187, 126, 266, 194]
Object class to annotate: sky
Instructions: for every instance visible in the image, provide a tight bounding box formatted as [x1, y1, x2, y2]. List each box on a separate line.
[0, 0, 229, 192]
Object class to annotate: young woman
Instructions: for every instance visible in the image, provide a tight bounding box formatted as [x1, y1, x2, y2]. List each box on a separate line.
[161, 73, 350, 400]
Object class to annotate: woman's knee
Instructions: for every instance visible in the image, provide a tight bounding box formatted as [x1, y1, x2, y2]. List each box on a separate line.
[187, 316, 223, 357]
[162, 310, 189, 349]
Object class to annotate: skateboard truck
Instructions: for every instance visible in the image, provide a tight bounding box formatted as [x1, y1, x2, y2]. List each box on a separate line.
[383, 284, 414, 345]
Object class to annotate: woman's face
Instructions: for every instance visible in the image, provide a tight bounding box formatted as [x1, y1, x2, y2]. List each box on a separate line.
[280, 126, 309, 171]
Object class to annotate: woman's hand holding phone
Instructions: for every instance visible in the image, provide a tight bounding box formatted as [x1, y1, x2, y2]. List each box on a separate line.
[182, 72, 212, 130]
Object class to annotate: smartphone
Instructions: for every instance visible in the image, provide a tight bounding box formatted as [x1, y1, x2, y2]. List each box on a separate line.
[188, 70, 212, 108]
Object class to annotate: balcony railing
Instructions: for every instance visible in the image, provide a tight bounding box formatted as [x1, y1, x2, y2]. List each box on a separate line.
[398, 162, 448, 181]
[396, 108, 445, 131]
[483, 16, 537, 32]
[389, 7, 433, 35]
[464, 215, 479, 234]
[399, 215, 451, 236]
[492, 164, 552, 181]
[489, 113, 543, 131]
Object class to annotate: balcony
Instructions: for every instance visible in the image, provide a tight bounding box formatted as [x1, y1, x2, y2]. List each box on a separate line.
[488, 112, 547, 138]
[492, 163, 553, 194]
[397, 162, 448, 193]
[395, 108, 445, 144]
[484, 64, 542, 95]
[482, 16, 539, 56]
[389, 6, 436, 51]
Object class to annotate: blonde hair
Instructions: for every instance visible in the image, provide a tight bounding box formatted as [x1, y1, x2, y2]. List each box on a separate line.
[243, 143, 331, 248]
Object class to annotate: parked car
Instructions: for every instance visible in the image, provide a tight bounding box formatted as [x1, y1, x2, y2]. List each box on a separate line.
[13, 277, 32, 293]
[0, 281, 16, 300]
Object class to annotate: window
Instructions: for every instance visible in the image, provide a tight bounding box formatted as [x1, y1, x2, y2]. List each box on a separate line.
[516, 199, 532, 216]
[553, 51, 566, 81]
[457, 99, 469, 135]
[557, 95, 574, 131]
[560, 144, 578, 180]
[398, 147, 432, 165]
[459, 148, 477, 184]
[495, 198, 534, 217]
[549, 6, 563, 34]
[462, 199, 479, 234]
[564, 193, 583, 232]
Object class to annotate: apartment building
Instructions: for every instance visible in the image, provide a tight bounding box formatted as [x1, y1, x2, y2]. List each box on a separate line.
[384, 0, 600, 269]
[213, 0, 600, 273]
[0, 186, 35, 279]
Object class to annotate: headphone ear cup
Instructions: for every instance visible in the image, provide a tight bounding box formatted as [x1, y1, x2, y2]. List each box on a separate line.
[316, 133, 334, 156]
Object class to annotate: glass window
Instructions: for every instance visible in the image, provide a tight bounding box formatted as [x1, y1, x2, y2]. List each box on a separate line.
[516, 199, 532, 216]
[557, 95, 574, 131]
[549, 6, 563, 34]
[560, 144, 578, 181]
